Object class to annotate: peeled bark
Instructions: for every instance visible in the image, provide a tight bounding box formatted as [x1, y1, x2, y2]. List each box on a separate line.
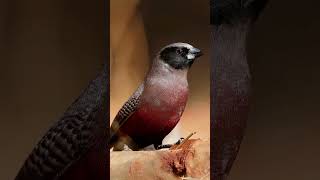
[110, 139, 210, 180]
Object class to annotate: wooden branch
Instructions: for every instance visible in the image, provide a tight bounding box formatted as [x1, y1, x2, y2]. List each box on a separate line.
[110, 139, 210, 180]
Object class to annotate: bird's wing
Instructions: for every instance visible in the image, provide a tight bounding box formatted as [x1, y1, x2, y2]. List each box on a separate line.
[109, 84, 144, 144]
[15, 67, 107, 180]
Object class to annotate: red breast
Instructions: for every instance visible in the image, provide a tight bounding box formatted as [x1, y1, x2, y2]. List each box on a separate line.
[121, 81, 188, 140]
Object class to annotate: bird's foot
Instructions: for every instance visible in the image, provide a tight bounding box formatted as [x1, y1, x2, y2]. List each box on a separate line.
[175, 137, 185, 145]
[156, 132, 197, 150]
[171, 132, 197, 150]
[156, 138, 185, 150]
[155, 144, 172, 150]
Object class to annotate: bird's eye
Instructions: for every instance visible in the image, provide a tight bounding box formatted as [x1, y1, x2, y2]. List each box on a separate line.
[176, 48, 183, 55]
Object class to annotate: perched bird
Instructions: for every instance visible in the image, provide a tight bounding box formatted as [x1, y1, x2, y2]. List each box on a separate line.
[109, 42, 202, 151]
[210, 0, 267, 179]
[15, 64, 108, 180]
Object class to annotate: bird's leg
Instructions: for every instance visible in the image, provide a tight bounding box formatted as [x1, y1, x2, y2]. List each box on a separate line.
[171, 132, 196, 150]
[175, 137, 185, 144]
[155, 144, 172, 150]
[156, 132, 196, 150]
[155, 138, 184, 149]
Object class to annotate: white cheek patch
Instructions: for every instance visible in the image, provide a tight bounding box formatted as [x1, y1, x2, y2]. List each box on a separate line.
[187, 54, 195, 60]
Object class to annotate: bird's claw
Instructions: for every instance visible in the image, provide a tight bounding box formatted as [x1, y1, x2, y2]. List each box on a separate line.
[156, 144, 172, 150]
[156, 132, 196, 150]
[156, 138, 185, 150]
[175, 138, 185, 145]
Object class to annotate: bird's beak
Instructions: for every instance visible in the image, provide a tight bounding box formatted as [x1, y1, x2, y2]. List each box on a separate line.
[190, 48, 203, 58]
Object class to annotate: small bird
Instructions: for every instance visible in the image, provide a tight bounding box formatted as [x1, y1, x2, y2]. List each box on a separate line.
[15, 64, 108, 180]
[109, 42, 202, 151]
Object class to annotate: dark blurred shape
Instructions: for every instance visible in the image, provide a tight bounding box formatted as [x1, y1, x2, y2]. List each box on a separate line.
[211, 0, 320, 180]
[210, 0, 268, 25]
[15, 65, 108, 180]
[210, 0, 267, 179]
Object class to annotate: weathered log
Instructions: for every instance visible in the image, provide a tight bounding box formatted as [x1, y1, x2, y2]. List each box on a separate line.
[110, 139, 210, 180]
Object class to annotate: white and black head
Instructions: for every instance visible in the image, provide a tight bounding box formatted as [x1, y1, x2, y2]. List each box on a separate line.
[159, 43, 203, 70]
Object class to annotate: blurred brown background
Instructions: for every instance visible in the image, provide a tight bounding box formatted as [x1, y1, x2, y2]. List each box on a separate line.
[0, 0, 104, 179]
[229, 1, 320, 179]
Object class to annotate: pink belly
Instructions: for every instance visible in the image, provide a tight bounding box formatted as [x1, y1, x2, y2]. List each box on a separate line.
[123, 109, 180, 137]
[120, 93, 188, 144]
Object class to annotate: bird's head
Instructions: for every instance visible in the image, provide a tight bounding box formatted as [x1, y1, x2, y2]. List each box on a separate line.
[158, 42, 203, 70]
